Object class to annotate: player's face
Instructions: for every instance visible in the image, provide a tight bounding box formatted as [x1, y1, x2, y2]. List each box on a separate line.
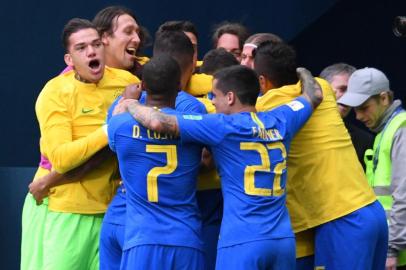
[216, 33, 241, 61]
[354, 96, 387, 129]
[211, 79, 231, 114]
[65, 28, 105, 83]
[103, 14, 140, 70]
[240, 45, 254, 69]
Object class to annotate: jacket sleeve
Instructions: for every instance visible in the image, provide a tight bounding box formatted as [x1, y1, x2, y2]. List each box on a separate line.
[388, 126, 406, 257]
[36, 85, 108, 174]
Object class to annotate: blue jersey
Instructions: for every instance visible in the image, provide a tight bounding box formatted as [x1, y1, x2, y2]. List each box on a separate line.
[103, 91, 206, 226]
[108, 108, 204, 251]
[139, 90, 207, 114]
[108, 90, 206, 120]
[176, 97, 312, 248]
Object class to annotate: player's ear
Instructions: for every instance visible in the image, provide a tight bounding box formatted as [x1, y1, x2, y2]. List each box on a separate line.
[258, 75, 273, 94]
[226, 91, 236, 106]
[101, 32, 110, 46]
[64, 53, 73, 67]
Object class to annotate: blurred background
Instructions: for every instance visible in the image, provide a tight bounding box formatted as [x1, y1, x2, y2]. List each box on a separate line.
[2, 0, 405, 268]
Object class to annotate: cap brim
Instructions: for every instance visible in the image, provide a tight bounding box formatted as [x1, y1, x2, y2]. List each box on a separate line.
[337, 92, 371, 107]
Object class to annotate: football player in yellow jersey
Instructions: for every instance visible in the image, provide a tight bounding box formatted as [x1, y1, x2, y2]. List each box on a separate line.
[253, 41, 388, 270]
[21, 18, 138, 270]
[27, 6, 148, 270]
[93, 6, 149, 78]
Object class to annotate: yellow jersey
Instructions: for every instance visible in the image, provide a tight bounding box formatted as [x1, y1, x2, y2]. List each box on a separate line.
[35, 67, 139, 214]
[185, 73, 213, 96]
[256, 78, 376, 232]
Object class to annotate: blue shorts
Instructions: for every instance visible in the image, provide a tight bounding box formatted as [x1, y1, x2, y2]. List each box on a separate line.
[100, 222, 124, 270]
[314, 200, 388, 270]
[120, 245, 205, 270]
[201, 223, 220, 270]
[296, 255, 314, 270]
[216, 238, 295, 270]
[197, 188, 223, 270]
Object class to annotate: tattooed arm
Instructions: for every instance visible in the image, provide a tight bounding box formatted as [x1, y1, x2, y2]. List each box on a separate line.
[126, 100, 180, 136]
[296, 67, 323, 109]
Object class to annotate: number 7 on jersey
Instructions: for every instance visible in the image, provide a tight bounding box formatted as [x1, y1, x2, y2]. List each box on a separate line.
[145, 145, 178, 202]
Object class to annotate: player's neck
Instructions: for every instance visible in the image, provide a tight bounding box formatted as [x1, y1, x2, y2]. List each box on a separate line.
[234, 104, 256, 113]
[74, 72, 93, 84]
[146, 95, 175, 109]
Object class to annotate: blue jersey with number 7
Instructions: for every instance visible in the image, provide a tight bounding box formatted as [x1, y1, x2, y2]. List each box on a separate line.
[108, 108, 204, 251]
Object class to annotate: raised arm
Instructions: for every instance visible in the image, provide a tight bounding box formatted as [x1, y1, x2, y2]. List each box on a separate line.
[122, 100, 180, 136]
[296, 67, 323, 109]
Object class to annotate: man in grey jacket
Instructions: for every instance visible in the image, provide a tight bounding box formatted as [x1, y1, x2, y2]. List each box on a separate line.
[338, 67, 406, 270]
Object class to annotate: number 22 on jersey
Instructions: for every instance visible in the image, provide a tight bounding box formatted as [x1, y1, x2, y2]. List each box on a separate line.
[240, 141, 286, 196]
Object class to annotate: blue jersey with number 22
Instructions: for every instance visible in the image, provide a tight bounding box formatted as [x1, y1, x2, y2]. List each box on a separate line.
[176, 97, 312, 248]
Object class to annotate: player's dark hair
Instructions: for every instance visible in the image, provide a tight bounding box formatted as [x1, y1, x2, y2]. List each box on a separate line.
[253, 41, 297, 88]
[93, 6, 150, 55]
[153, 30, 194, 76]
[93, 6, 136, 36]
[245, 33, 283, 46]
[200, 48, 239, 75]
[62, 18, 97, 53]
[212, 21, 249, 50]
[142, 54, 181, 98]
[157, 20, 198, 39]
[213, 65, 259, 106]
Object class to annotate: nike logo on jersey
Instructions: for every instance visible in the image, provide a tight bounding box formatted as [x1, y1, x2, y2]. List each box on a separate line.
[82, 108, 94, 113]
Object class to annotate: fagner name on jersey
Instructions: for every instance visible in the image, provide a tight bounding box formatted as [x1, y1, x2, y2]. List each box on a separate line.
[251, 126, 282, 141]
[132, 124, 177, 140]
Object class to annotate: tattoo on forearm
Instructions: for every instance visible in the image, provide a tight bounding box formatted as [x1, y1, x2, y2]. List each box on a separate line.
[297, 67, 323, 108]
[304, 80, 323, 107]
[152, 113, 178, 135]
[128, 102, 179, 136]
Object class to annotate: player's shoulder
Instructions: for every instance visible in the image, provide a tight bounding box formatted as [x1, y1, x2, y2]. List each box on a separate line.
[108, 112, 135, 132]
[105, 66, 140, 84]
[39, 71, 76, 98]
[185, 73, 212, 96]
[176, 91, 207, 113]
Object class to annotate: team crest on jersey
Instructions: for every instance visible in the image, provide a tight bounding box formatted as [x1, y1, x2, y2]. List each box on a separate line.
[287, 100, 304, 111]
[113, 89, 123, 99]
[183, 115, 203, 120]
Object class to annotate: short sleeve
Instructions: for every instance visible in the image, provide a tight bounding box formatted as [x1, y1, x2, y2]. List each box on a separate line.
[271, 96, 313, 137]
[107, 113, 132, 152]
[176, 113, 226, 146]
